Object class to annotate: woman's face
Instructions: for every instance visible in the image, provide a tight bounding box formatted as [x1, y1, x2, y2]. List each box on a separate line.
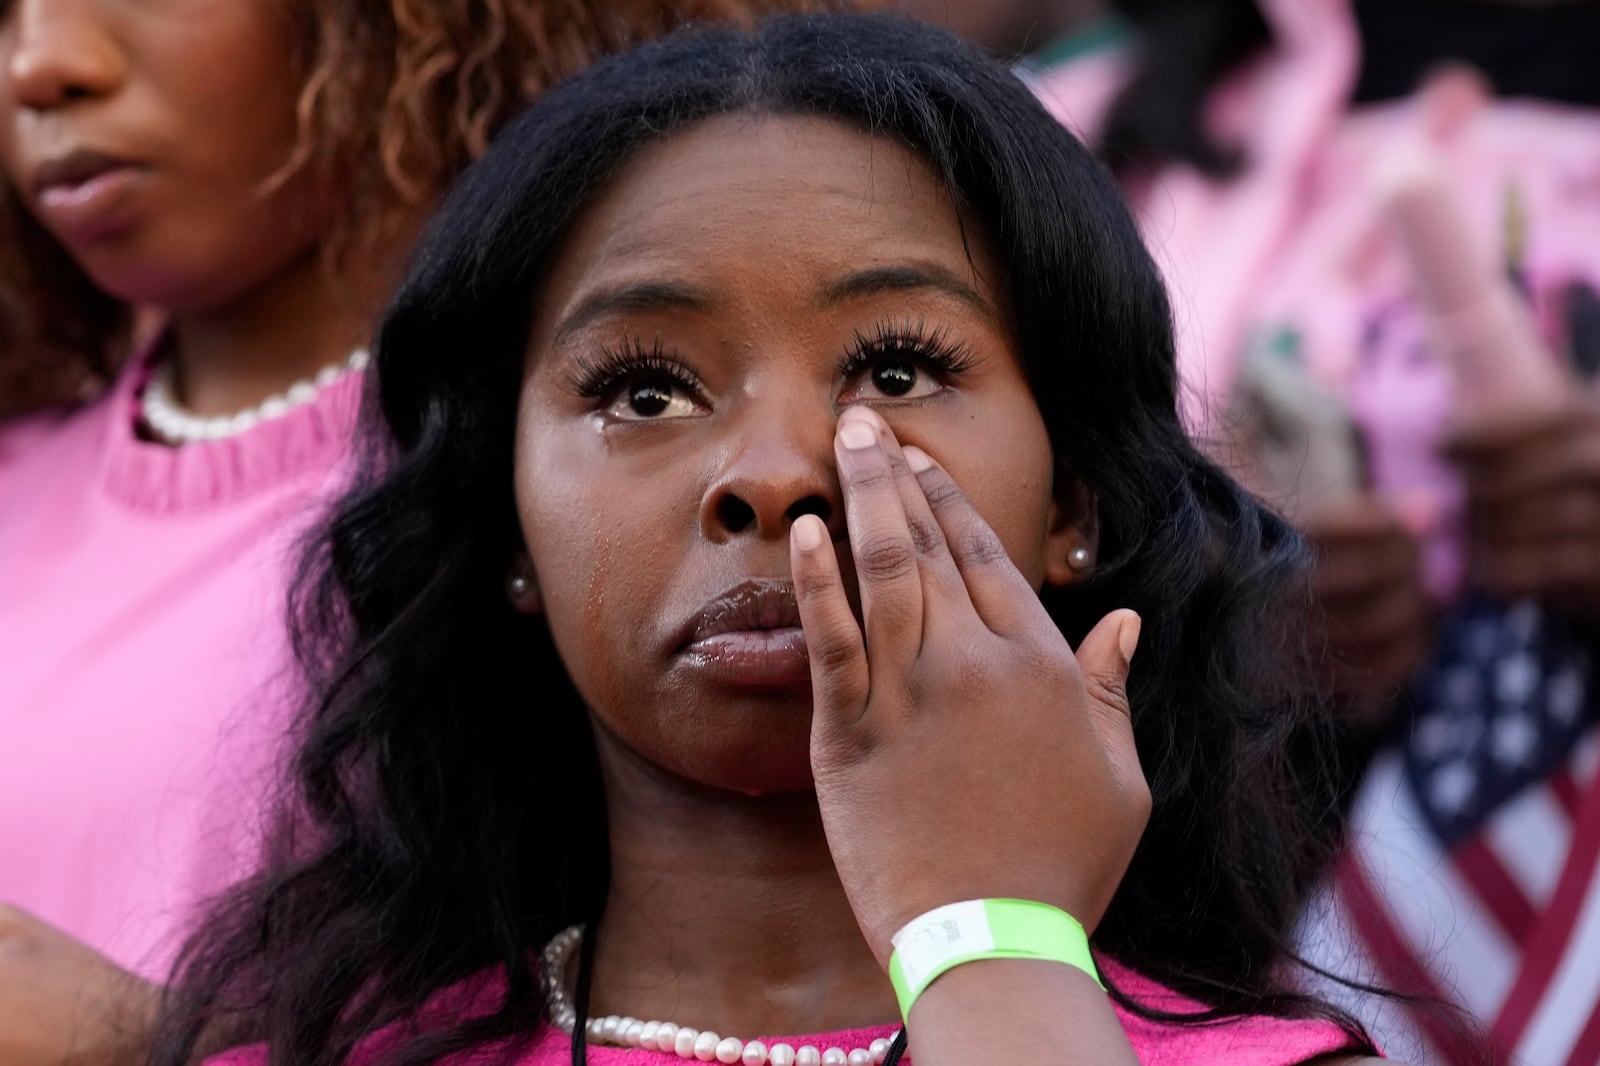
[515, 115, 1069, 793]
[0, 0, 325, 310]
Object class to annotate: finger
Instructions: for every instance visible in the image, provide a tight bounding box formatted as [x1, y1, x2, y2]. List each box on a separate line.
[861, 414, 974, 619]
[900, 446, 1045, 636]
[1442, 397, 1587, 460]
[1450, 415, 1600, 504]
[1465, 485, 1600, 547]
[791, 515, 869, 725]
[1311, 529, 1420, 601]
[1471, 537, 1600, 604]
[1459, 445, 1600, 506]
[1298, 496, 1406, 541]
[835, 406, 923, 661]
[1072, 609, 1146, 780]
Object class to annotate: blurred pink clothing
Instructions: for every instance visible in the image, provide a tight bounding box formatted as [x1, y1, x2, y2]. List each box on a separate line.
[202, 959, 1368, 1065]
[1030, 0, 1600, 450]
[0, 340, 358, 977]
[1030, 2, 1600, 1063]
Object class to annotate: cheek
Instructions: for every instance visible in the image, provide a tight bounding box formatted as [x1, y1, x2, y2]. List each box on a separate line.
[930, 401, 1054, 586]
[172, 6, 301, 144]
[160, 12, 314, 231]
[513, 413, 690, 716]
[516, 432, 616, 676]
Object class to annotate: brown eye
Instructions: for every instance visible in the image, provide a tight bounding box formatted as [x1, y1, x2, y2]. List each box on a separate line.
[603, 374, 702, 421]
[628, 382, 673, 417]
[573, 340, 707, 421]
[871, 361, 918, 397]
[841, 353, 946, 404]
[838, 324, 974, 406]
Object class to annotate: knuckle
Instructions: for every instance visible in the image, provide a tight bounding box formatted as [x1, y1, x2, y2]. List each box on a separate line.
[944, 643, 998, 694]
[793, 565, 840, 602]
[1014, 642, 1072, 687]
[847, 465, 893, 492]
[856, 534, 917, 581]
[810, 631, 863, 676]
[906, 515, 943, 557]
[1087, 673, 1133, 721]
[955, 525, 1009, 567]
[920, 476, 965, 512]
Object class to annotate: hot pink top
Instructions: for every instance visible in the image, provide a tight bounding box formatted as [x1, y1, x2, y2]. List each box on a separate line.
[0, 339, 360, 978]
[203, 960, 1367, 1065]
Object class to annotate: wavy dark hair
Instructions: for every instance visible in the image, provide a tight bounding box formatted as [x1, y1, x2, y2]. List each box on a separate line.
[150, 13, 1369, 1066]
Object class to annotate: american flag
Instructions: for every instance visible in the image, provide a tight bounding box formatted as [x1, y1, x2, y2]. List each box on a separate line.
[1301, 598, 1600, 1066]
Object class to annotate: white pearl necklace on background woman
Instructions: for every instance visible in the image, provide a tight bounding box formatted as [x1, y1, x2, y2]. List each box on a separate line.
[139, 347, 370, 445]
[543, 926, 902, 1066]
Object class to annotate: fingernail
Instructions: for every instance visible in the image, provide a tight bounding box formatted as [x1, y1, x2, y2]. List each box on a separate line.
[903, 446, 933, 473]
[793, 515, 824, 551]
[1118, 612, 1142, 665]
[838, 419, 876, 450]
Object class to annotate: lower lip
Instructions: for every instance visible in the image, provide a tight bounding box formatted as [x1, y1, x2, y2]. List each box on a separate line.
[36, 166, 144, 242]
[681, 628, 812, 688]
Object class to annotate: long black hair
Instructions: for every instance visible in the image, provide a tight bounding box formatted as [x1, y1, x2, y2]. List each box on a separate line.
[149, 13, 1365, 1065]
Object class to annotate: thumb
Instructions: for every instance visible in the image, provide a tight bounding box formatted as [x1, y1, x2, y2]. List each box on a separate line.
[1073, 609, 1141, 728]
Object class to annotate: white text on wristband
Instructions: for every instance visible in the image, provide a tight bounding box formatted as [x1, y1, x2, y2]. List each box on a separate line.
[886, 898, 1103, 1021]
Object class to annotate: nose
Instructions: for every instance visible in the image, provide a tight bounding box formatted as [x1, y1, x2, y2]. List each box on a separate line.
[4, 0, 126, 112]
[701, 400, 847, 544]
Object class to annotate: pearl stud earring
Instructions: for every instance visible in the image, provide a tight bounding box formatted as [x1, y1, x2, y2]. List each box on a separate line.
[509, 573, 532, 598]
[1068, 546, 1092, 571]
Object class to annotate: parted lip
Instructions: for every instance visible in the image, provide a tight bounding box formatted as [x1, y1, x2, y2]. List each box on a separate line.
[29, 148, 140, 199]
[674, 579, 802, 650]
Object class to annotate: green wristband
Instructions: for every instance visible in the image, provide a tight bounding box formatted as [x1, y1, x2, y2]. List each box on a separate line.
[886, 899, 1102, 1021]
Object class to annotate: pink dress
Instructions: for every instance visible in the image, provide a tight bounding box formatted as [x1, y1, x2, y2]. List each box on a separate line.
[203, 960, 1367, 1065]
[0, 338, 359, 978]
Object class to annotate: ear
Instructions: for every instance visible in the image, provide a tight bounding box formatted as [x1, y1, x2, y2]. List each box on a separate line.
[506, 551, 542, 615]
[1043, 471, 1099, 588]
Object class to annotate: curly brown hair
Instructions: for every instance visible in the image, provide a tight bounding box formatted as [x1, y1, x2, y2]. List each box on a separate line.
[0, 0, 837, 418]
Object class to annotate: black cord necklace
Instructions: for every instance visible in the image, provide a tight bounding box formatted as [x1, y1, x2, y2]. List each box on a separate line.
[568, 927, 909, 1066]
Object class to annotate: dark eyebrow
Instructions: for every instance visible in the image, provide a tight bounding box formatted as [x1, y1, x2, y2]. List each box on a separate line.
[553, 281, 715, 344]
[818, 265, 993, 315]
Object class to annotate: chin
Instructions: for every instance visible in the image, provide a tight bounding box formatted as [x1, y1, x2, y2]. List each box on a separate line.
[703, 732, 817, 796]
[722, 761, 816, 797]
[680, 717, 818, 797]
[79, 252, 215, 311]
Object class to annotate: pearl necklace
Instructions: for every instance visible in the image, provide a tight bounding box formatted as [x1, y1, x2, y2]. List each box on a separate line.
[139, 347, 370, 444]
[543, 926, 903, 1066]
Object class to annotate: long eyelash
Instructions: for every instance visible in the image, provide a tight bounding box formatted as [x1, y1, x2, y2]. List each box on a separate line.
[566, 337, 701, 398]
[838, 319, 979, 380]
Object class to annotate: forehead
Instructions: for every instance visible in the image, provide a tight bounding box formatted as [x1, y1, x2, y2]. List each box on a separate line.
[536, 113, 1004, 317]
